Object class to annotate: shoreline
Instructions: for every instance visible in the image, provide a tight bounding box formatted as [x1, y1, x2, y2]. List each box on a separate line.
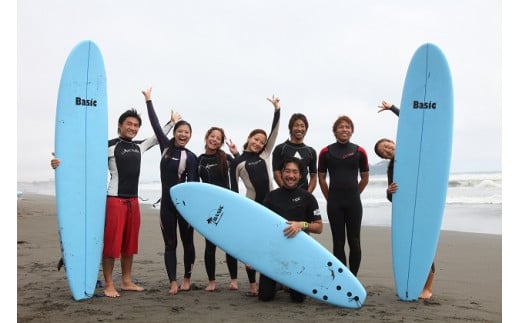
[15, 183, 503, 236]
[17, 193, 501, 322]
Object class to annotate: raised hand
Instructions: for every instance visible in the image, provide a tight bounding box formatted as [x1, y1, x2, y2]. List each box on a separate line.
[377, 100, 393, 113]
[267, 95, 281, 110]
[226, 139, 239, 156]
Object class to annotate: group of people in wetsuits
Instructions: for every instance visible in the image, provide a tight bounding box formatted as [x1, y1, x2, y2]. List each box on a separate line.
[51, 91, 434, 302]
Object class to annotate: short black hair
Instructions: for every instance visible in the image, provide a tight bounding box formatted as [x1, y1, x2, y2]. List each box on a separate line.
[282, 156, 304, 174]
[118, 109, 142, 127]
[288, 113, 309, 130]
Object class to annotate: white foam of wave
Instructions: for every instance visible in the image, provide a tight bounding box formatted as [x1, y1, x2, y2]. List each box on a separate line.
[16, 175, 502, 235]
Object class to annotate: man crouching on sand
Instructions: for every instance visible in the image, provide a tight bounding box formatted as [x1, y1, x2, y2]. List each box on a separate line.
[258, 157, 323, 302]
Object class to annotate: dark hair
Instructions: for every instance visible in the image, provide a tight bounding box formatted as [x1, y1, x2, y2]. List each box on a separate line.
[166, 120, 193, 155]
[374, 138, 393, 159]
[332, 115, 354, 133]
[243, 129, 267, 150]
[282, 156, 304, 174]
[288, 113, 309, 131]
[205, 127, 228, 176]
[118, 109, 142, 128]
[173, 120, 192, 133]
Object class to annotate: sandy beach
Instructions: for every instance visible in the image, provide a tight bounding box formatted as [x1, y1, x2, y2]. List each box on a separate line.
[17, 193, 501, 322]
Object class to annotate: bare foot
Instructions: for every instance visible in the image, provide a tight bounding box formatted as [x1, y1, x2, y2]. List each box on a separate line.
[121, 281, 144, 292]
[169, 281, 179, 295]
[248, 282, 257, 296]
[104, 283, 120, 298]
[419, 289, 432, 300]
[180, 278, 191, 291]
[205, 280, 216, 292]
[228, 279, 238, 291]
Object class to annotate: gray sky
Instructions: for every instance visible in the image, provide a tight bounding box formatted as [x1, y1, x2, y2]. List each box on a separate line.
[17, 0, 501, 183]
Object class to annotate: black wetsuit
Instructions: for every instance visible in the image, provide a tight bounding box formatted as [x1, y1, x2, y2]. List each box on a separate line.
[272, 140, 317, 190]
[318, 142, 369, 276]
[386, 105, 400, 202]
[258, 186, 321, 302]
[107, 126, 171, 197]
[197, 152, 238, 281]
[107, 137, 150, 198]
[147, 100, 199, 283]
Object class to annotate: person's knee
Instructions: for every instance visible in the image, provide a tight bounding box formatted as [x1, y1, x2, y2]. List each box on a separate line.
[348, 236, 361, 248]
[164, 240, 177, 253]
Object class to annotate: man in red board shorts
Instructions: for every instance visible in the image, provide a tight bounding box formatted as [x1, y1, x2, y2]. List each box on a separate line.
[52, 106, 177, 297]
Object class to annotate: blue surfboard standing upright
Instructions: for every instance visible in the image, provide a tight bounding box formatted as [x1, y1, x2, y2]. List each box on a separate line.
[391, 43, 454, 301]
[54, 40, 108, 301]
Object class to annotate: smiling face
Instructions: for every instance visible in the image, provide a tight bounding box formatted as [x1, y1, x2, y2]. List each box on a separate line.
[245, 130, 267, 153]
[118, 116, 141, 140]
[290, 119, 307, 143]
[281, 161, 302, 189]
[288, 113, 309, 144]
[174, 124, 192, 147]
[205, 128, 224, 153]
[333, 119, 353, 143]
[376, 140, 395, 159]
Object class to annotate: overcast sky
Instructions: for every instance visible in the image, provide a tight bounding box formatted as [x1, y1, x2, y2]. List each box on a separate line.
[16, 0, 502, 183]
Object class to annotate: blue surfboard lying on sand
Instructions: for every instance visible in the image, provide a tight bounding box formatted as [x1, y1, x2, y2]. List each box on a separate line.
[170, 182, 366, 308]
[54, 40, 108, 301]
[392, 43, 453, 301]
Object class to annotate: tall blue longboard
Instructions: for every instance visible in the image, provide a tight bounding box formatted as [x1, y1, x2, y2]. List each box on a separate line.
[170, 182, 366, 308]
[54, 40, 108, 301]
[392, 43, 453, 301]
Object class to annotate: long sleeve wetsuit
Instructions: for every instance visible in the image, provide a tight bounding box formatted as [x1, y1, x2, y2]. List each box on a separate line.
[103, 122, 172, 258]
[146, 100, 199, 283]
[229, 108, 280, 283]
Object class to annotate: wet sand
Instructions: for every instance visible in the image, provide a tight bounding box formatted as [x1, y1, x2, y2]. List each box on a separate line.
[17, 193, 501, 322]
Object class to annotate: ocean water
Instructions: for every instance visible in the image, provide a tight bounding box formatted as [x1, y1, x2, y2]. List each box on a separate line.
[17, 172, 502, 235]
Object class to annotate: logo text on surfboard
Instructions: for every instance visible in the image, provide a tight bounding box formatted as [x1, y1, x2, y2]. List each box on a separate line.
[413, 100, 436, 109]
[75, 97, 97, 107]
[207, 205, 224, 226]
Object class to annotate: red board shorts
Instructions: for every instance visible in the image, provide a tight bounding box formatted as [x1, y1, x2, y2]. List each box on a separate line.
[103, 197, 141, 258]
